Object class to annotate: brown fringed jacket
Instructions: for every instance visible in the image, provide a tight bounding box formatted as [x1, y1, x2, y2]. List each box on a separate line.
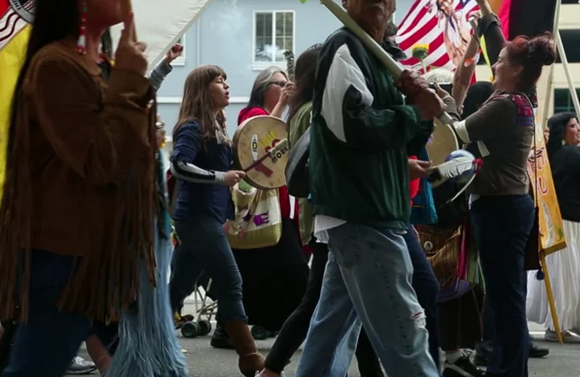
[0, 37, 158, 323]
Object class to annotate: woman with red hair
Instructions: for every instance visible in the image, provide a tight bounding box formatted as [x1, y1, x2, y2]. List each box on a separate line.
[436, 32, 556, 377]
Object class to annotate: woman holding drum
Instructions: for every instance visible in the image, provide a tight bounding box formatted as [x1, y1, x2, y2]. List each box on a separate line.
[227, 67, 309, 341]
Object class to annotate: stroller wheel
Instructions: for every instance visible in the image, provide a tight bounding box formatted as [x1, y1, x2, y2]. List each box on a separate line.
[181, 321, 199, 338]
[251, 326, 269, 340]
[197, 320, 212, 336]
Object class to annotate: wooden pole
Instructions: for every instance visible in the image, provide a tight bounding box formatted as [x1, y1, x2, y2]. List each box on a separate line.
[541, 251, 563, 344]
[318, 0, 455, 126]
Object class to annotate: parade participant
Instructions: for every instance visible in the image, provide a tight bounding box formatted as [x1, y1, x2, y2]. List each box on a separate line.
[0, 0, 160, 375]
[421, 69, 486, 377]
[437, 31, 556, 377]
[256, 43, 385, 377]
[471, 0, 550, 364]
[527, 112, 580, 343]
[230, 68, 309, 340]
[168, 65, 264, 377]
[64, 42, 184, 377]
[293, 0, 445, 375]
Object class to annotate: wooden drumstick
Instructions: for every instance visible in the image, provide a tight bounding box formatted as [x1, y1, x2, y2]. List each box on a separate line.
[121, 0, 138, 41]
[244, 139, 289, 173]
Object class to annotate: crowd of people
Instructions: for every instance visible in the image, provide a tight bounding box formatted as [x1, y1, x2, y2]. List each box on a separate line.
[0, 0, 578, 377]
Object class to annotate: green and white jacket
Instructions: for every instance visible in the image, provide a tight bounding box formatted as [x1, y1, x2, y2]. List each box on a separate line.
[310, 28, 433, 230]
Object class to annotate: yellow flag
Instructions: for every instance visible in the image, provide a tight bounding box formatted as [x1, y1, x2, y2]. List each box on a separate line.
[0, 21, 31, 202]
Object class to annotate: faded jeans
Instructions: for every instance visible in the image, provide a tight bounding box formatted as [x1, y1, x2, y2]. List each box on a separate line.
[295, 223, 439, 377]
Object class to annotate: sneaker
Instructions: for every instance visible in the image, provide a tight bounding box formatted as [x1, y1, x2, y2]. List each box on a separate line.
[529, 343, 550, 358]
[443, 353, 485, 377]
[65, 356, 97, 375]
[545, 329, 580, 343]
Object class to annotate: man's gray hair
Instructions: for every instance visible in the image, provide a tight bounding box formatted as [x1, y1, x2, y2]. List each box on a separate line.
[423, 68, 454, 84]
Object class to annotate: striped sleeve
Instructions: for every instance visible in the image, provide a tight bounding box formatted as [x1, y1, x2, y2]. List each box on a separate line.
[147, 60, 173, 92]
[170, 160, 226, 184]
[171, 122, 227, 185]
[319, 43, 425, 150]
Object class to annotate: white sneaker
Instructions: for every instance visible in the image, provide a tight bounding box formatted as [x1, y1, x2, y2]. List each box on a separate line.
[66, 356, 97, 375]
[545, 330, 580, 343]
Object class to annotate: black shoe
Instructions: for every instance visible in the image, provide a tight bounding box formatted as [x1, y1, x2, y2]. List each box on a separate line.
[529, 343, 549, 358]
[473, 352, 490, 367]
[443, 354, 485, 377]
[474, 341, 493, 367]
[210, 323, 234, 349]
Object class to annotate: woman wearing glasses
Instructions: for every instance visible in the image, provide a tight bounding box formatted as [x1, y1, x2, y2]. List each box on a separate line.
[210, 67, 309, 348]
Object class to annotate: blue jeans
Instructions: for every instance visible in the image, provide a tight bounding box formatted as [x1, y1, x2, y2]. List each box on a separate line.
[295, 223, 439, 377]
[403, 224, 440, 369]
[471, 195, 534, 377]
[169, 215, 247, 324]
[2, 251, 117, 377]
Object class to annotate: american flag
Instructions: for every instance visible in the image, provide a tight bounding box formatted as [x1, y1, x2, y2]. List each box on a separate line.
[396, 0, 479, 73]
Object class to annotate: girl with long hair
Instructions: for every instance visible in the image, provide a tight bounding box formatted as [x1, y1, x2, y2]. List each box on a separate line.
[527, 112, 580, 343]
[167, 65, 264, 377]
[0, 0, 171, 375]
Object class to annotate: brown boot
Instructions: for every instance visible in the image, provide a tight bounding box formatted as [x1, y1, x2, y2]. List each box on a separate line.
[225, 319, 265, 377]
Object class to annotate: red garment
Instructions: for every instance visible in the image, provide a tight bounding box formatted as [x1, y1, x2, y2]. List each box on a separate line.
[237, 107, 293, 220]
[409, 155, 420, 204]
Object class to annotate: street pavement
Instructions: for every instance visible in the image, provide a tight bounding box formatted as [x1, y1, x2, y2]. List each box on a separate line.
[69, 320, 580, 377]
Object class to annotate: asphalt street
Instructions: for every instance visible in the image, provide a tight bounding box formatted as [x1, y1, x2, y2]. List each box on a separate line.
[69, 320, 580, 377]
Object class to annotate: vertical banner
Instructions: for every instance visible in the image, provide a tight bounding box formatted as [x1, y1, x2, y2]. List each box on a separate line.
[528, 113, 567, 255]
[0, 0, 34, 202]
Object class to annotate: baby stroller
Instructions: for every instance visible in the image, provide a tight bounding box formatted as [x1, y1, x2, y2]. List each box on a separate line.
[176, 271, 219, 339]
[170, 226, 219, 339]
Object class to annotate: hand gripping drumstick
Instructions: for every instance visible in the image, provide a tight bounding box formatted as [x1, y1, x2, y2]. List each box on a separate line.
[319, 0, 456, 127]
[244, 139, 289, 173]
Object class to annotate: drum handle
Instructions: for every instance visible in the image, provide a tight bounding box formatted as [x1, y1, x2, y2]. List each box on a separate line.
[243, 139, 289, 173]
[319, 0, 456, 127]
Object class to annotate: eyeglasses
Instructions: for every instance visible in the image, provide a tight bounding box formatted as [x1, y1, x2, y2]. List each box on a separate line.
[269, 80, 287, 87]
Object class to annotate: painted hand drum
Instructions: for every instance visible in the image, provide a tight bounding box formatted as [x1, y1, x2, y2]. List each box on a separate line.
[426, 118, 460, 166]
[233, 115, 290, 190]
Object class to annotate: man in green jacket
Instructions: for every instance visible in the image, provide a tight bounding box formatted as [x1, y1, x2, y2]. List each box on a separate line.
[294, 1, 446, 376]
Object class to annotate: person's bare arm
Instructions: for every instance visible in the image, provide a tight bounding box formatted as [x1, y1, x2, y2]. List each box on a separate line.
[452, 35, 480, 109]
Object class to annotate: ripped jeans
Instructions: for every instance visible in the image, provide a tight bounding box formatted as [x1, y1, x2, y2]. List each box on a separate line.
[295, 223, 439, 377]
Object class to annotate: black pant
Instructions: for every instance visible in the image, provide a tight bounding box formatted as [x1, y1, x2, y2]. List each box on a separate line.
[471, 195, 534, 377]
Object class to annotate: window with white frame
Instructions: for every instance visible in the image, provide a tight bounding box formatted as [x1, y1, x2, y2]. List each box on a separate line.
[172, 34, 186, 66]
[253, 11, 295, 66]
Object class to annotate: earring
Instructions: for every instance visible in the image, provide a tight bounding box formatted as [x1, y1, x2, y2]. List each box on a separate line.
[76, 1, 88, 54]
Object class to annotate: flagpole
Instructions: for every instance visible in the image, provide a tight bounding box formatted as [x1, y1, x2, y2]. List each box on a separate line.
[541, 0, 562, 129]
[318, 0, 456, 127]
[556, 32, 580, 116]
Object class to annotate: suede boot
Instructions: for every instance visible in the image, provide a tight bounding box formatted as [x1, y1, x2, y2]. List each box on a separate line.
[225, 319, 265, 377]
